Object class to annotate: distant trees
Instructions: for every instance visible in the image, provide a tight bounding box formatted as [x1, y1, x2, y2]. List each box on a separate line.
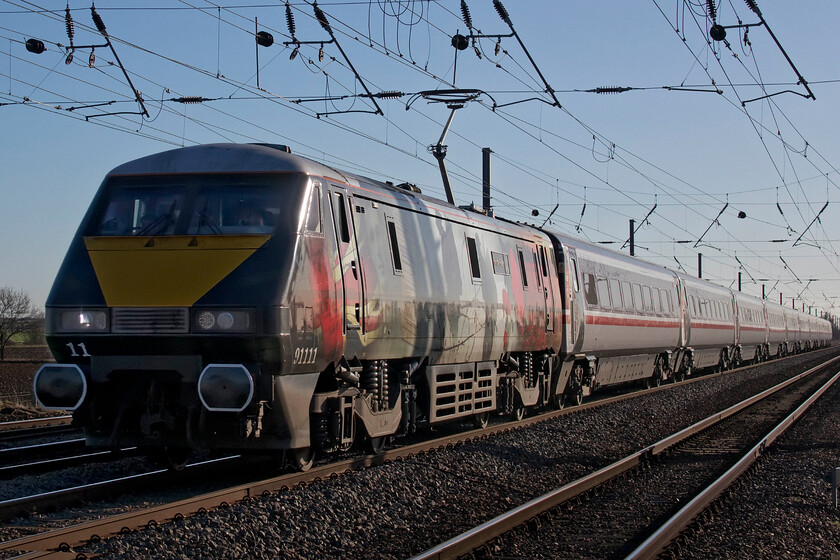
[0, 286, 43, 361]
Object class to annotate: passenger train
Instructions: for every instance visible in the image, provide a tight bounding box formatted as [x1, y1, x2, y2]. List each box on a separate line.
[34, 143, 832, 469]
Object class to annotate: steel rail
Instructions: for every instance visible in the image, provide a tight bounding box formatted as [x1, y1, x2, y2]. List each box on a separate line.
[2, 349, 835, 559]
[0, 447, 141, 480]
[409, 354, 840, 560]
[625, 369, 840, 559]
[0, 417, 72, 432]
[0, 439, 86, 464]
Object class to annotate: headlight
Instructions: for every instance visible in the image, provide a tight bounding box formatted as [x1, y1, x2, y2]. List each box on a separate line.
[55, 309, 108, 333]
[193, 309, 254, 333]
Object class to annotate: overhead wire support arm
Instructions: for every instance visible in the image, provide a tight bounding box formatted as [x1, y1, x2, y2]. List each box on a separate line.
[621, 200, 657, 250]
[310, 2, 383, 117]
[710, 0, 815, 102]
[792, 201, 829, 247]
[694, 203, 728, 248]
[88, 5, 149, 118]
[491, 0, 562, 109]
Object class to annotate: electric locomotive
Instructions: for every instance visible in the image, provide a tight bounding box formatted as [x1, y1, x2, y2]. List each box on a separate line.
[34, 143, 563, 468]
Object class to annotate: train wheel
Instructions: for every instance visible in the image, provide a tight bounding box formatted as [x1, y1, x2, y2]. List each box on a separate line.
[291, 447, 314, 471]
[569, 389, 583, 406]
[472, 412, 490, 429]
[552, 393, 565, 410]
[365, 436, 387, 455]
[511, 405, 526, 421]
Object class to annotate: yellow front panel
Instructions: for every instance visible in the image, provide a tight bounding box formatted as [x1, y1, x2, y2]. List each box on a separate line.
[84, 235, 270, 307]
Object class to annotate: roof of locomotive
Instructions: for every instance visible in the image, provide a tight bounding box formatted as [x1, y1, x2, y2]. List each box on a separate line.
[108, 143, 354, 182]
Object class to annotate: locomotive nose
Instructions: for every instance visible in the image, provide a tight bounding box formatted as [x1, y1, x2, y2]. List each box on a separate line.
[197, 364, 254, 412]
[33, 364, 87, 411]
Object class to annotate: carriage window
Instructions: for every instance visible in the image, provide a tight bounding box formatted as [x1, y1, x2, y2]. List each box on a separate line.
[466, 236, 481, 279]
[633, 284, 644, 312]
[609, 279, 622, 310]
[642, 286, 653, 311]
[518, 249, 529, 288]
[387, 220, 402, 273]
[652, 288, 662, 314]
[597, 277, 611, 309]
[584, 273, 598, 306]
[571, 258, 580, 292]
[665, 292, 673, 315]
[622, 282, 633, 312]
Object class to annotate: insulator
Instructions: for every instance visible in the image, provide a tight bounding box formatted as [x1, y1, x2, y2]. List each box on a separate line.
[65, 50, 74, 65]
[65, 4, 75, 46]
[25, 38, 46, 54]
[707, 0, 716, 22]
[460, 0, 473, 30]
[318, 45, 324, 62]
[285, 2, 296, 39]
[256, 31, 274, 47]
[289, 46, 299, 61]
[473, 43, 482, 59]
[494, 39, 501, 56]
[744, 0, 761, 16]
[173, 96, 207, 104]
[493, 0, 511, 25]
[88, 48, 95, 68]
[91, 5, 107, 35]
[594, 86, 630, 94]
[375, 90, 403, 99]
[313, 3, 331, 34]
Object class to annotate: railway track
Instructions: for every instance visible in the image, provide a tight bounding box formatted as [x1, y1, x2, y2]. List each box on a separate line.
[410, 354, 840, 560]
[0, 349, 835, 559]
[0, 418, 74, 444]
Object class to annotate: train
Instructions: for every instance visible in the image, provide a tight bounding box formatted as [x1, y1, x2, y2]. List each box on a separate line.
[34, 143, 832, 469]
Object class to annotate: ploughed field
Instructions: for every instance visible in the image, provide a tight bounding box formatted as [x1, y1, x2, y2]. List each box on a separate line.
[0, 345, 54, 420]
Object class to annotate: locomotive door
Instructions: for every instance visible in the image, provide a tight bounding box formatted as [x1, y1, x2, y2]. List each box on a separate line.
[328, 187, 365, 347]
[565, 248, 580, 346]
[539, 245, 555, 331]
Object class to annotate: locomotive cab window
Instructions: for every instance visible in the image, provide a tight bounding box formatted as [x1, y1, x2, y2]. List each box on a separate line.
[304, 185, 322, 234]
[571, 258, 580, 292]
[92, 174, 290, 236]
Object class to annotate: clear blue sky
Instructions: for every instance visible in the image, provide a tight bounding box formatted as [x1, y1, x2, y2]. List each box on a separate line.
[1, 1, 838, 315]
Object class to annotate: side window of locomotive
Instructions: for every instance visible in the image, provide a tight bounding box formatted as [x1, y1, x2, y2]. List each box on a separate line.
[571, 258, 580, 292]
[304, 185, 322, 235]
[621, 281, 633, 312]
[533, 252, 542, 287]
[331, 192, 350, 243]
[466, 236, 481, 280]
[386, 219, 402, 274]
[539, 246, 548, 277]
[665, 291, 673, 315]
[491, 252, 510, 276]
[518, 249, 529, 288]
[652, 288, 662, 314]
[583, 273, 598, 306]
[609, 279, 622, 310]
[596, 277, 611, 309]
